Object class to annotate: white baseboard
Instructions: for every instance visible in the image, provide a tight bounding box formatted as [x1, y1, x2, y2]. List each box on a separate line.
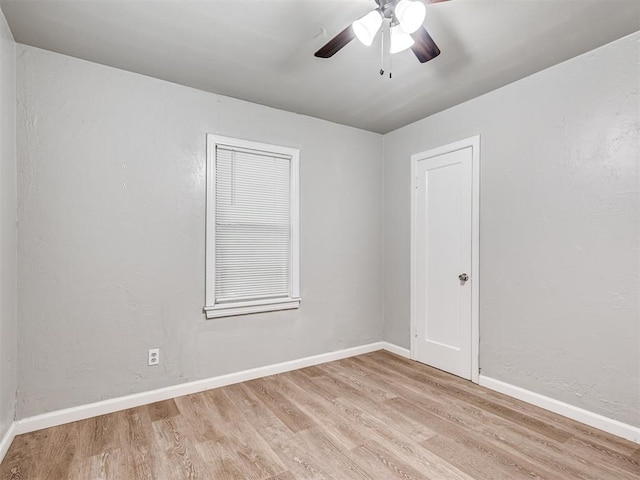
[15, 341, 392, 436]
[10, 346, 637, 449]
[0, 421, 16, 464]
[479, 375, 640, 444]
[381, 341, 411, 359]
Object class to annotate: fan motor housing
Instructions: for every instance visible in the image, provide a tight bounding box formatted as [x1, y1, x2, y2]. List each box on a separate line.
[375, 0, 401, 20]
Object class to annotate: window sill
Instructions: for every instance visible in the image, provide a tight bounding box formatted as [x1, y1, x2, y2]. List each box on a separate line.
[204, 297, 301, 319]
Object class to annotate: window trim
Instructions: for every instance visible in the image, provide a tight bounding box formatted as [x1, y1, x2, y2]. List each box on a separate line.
[204, 134, 300, 319]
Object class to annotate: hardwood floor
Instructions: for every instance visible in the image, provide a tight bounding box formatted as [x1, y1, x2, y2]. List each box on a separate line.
[1, 351, 638, 479]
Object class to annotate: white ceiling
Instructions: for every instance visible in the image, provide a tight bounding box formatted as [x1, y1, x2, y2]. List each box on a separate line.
[1, 0, 639, 133]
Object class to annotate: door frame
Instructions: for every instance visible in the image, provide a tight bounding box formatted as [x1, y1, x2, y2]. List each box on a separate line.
[410, 135, 480, 384]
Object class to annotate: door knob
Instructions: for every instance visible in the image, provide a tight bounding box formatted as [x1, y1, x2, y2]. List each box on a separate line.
[458, 273, 469, 282]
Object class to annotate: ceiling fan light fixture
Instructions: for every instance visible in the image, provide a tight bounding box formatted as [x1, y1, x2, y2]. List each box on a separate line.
[352, 10, 383, 46]
[395, 0, 426, 34]
[390, 23, 415, 53]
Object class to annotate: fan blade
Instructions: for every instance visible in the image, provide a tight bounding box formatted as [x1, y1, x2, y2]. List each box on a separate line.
[314, 25, 355, 58]
[410, 26, 440, 63]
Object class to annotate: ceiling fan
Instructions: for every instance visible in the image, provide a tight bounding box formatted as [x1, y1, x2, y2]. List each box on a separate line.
[314, 0, 448, 63]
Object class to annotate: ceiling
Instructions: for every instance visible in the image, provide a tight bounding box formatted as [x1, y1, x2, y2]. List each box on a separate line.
[1, 0, 639, 134]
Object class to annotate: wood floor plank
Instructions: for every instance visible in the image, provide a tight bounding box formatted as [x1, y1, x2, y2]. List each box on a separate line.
[293, 427, 373, 480]
[298, 366, 325, 378]
[351, 355, 614, 479]
[192, 438, 245, 479]
[245, 377, 315, 433]
[390, 395, 575, 480]
[284, 366, 517, 480]
[198, 389, 287, 479]
[121, 407, 156, 480]
[264, 472, 296, 480]
[225, 383, 337, 480]
[81, 448, 128, 480]
[329, 396, 476, 480]
[349, 439, 432, 480]
[171, 392, 224, 444]
[286, 368, 437, 444]
[372, 351, 631, 453]
[1, 351, 638, 479]
[564, 437, 640, 477]
[150, 416, 205, 479]
[146, 398, 181, 423]
[422, 433, 545, 480]
[1, 430, 47, 479]
[319, 361, 398, 402]
[367, 353, 640, 475]
[363, 352, 574, 444]
[269, 374, 366, 450]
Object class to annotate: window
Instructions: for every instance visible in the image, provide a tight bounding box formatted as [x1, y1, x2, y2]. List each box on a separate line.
[204, 135, 300, 318]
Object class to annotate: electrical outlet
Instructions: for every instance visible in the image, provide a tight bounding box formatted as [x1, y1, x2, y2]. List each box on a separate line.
[148, 348, 160, 366]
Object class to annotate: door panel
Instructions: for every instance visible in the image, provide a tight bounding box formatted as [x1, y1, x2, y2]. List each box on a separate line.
[415, 146, 473, 379]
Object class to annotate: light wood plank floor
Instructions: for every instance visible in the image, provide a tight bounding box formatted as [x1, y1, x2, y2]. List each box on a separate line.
[1, 351, 639, 479]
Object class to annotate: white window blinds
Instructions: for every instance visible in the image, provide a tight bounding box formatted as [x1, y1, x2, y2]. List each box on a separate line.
[214, 145, 292, 304]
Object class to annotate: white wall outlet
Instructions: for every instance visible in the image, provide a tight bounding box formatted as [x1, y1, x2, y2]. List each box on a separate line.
[148, 348, 160, 366]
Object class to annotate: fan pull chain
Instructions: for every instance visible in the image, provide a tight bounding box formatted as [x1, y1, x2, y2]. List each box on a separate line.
[379, 21, 385, 76]
[378, 20, 393, 79]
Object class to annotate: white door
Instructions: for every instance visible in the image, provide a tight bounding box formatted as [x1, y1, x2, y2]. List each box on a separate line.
[411, 137, 479, 381]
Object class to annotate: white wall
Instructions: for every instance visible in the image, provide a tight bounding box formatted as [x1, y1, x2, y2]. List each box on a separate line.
[383, 32, 639, 426]
[16, 45, 384, 418]
[0, 9, 17, 439]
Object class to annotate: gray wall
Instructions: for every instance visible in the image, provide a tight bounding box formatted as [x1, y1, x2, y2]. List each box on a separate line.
[383, 32, 639, 426]
[0, 9, 16, 439]
[16, 45, 384, 418]
[11, 31, 640, 428]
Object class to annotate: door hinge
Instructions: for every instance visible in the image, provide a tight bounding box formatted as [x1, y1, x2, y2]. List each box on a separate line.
[415, 176, 419, 189]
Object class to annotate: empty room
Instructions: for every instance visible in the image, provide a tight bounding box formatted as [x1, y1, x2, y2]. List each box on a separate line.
[0, 0, 638, 478]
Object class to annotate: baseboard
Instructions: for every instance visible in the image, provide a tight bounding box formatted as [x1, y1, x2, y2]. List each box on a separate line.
[15, 346, 636, 447]
[0, 421, 16, 464]
[479, 375, 640, 444]
[15, 341, 392, 436]
[381, 341, 411, 359]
